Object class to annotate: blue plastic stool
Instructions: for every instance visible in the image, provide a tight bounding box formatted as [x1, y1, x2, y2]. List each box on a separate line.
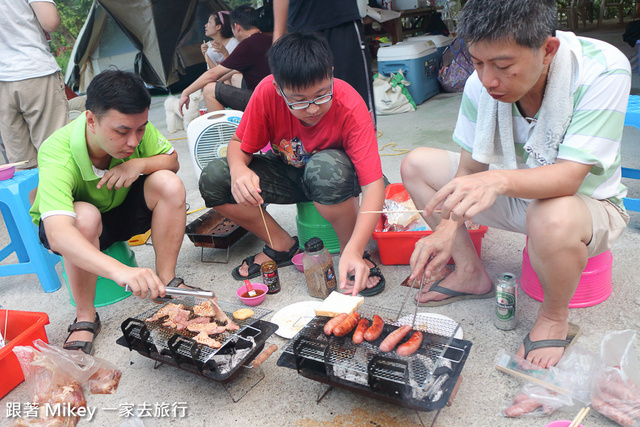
[0, 169, 61, 292]
[623, 95, 640, 212]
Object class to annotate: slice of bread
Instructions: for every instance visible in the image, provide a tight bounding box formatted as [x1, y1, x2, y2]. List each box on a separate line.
[314, 291, 364, 317]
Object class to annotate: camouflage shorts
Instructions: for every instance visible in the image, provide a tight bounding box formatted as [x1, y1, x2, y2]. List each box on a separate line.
[199, 149, 361, 207]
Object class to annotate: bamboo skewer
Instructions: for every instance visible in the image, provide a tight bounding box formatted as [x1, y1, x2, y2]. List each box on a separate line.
[252, 178, 273, 248]
[0, 160, 28, 169]
[2, 309, 8, 348]
[568, 406, 590, 427]
[360, 209, 442, 214]
[258, 204, 273, 248]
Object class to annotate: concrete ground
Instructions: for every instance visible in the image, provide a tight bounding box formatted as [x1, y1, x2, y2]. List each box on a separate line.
[2, 20, 640, 427]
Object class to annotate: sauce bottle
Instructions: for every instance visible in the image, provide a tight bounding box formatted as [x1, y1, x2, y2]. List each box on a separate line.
[261, 261, 280, 294]
[302, 237, 337, 299]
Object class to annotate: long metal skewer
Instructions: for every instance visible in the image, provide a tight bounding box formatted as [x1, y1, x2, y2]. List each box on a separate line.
[412, 270, 428, 329]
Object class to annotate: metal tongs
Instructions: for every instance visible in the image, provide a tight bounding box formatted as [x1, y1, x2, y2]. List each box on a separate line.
[397, 271, 427, 329]
[124, 284, 215, 300]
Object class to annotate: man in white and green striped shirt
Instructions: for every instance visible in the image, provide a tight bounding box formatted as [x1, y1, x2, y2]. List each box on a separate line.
[401, 0, 630, 368]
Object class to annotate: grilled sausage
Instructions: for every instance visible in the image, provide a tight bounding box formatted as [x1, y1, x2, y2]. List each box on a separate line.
[333, 311, 360, 337]
[379, 325, 411, 352]
[352, 318, 370, 344]
[364, 315, 384, 342]
[323, 313, 348, 335]
[396, 331, 423, 356]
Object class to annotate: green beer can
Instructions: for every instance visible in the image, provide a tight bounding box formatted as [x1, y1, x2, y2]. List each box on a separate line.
[494, 272, 518, 330]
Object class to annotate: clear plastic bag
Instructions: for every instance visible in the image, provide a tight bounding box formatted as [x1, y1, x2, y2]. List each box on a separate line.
[503, 383, 571, 418]
[11, 339, 122, 426]
[495, 347, 599, 418]
[381, 189, 429, 232]
[12, 345, 86, 426]
[591, 330, 640, 426]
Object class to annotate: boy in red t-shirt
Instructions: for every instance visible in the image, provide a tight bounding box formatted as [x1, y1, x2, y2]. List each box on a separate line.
[199, 32, 386, 296]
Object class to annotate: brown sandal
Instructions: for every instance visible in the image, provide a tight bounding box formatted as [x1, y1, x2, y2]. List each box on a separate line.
[63, 312, 101, 355]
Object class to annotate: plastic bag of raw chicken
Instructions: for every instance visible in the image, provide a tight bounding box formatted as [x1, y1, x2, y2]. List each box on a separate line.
[591, 330, 640, 427]
[11, 340, 121, 426]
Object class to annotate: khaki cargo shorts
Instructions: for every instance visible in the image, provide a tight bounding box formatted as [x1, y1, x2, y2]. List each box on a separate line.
[445, 151, 629, 257]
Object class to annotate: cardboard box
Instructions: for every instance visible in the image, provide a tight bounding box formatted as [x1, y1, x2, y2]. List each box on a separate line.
[0, 310, 50, 398]
[372, 184, 488, 265]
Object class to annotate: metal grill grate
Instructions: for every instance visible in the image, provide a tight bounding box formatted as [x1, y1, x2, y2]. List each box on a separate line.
[284, 305, 462, 390]
[130, 298, 271, 360]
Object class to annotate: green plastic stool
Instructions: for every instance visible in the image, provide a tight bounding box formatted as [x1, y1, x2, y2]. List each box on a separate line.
[63, 241, 134, 307]
[295, 201, 340, 254]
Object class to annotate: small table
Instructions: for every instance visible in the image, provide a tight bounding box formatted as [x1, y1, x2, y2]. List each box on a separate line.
[366, 7, 437, 44]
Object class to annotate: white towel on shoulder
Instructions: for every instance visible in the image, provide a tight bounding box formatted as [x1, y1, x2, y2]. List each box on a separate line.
[471, 38, 575, 169]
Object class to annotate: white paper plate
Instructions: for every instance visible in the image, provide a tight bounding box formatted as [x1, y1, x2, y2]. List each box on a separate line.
[270, 300, 322, 339]
[396, 313, 463, 340]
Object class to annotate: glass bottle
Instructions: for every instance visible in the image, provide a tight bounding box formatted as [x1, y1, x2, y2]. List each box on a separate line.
[302, 237, 337, 299]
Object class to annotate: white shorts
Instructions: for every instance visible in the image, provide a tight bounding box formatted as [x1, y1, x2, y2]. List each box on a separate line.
[446, 151, 629, 257]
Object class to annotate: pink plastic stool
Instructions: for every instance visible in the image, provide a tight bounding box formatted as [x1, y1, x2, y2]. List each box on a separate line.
[520, 244, 613, 308]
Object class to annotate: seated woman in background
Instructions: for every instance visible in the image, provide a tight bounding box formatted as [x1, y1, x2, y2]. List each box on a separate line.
[201, 11, 243, 89]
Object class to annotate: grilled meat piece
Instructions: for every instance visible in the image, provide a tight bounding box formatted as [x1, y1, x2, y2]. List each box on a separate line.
[187, 322, 226, 334]
[193, 331, 222, 348]
[146, 303, 185, 322]
[193, 300, 217, 317]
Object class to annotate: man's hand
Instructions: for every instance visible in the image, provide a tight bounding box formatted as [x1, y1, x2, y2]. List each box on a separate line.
[230, 167, 263, 206]
[178, 92, 190, 116]
[339, 250, 370, 296]
[113, 266, 166, 300]
[409, 228, 455, 282]
[97, 159, 143, 190]
[212, 41, 228, 58]
[425, 171, 503, 221]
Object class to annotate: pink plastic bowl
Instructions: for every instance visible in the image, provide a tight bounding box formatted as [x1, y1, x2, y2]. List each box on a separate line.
[292, 253, 304, 272]
[236, 282, 268, 306]
[0, 165, 15, 181]
[521, 242, 612, 308]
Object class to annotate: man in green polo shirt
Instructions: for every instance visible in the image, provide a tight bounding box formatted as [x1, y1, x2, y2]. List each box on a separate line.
[30, 70, 187, 355]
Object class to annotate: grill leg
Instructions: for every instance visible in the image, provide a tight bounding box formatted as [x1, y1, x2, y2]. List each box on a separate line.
[200, 246, 231, 263]
[316, 384, 334, 404]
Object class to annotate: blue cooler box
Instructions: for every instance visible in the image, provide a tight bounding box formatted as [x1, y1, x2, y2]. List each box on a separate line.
[377, 41, 440, 105]
[405, 34, 455, 68]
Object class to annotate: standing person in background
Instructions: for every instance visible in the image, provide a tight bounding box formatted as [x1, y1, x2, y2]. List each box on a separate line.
[0, 0, 68, 169]
[273, 0, 376, 125]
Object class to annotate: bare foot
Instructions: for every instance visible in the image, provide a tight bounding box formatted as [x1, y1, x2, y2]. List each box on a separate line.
[516, 314, 571, 368]
[415, 264, 491, 303]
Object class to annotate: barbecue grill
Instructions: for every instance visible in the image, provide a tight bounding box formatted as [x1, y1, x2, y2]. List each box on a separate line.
[276, 305, 472, 412]
[116, 298, 277, 401]
[185, 208, 249, 263]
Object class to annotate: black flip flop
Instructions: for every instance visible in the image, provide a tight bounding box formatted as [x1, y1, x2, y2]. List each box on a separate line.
[231, 237, 300, 280]
[63, 312, 102, 355]
[523, 322, 581, 359]
[358, 252, 386, 297]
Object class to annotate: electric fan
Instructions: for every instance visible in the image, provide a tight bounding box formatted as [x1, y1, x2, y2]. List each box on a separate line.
[186, 110, 243, 182]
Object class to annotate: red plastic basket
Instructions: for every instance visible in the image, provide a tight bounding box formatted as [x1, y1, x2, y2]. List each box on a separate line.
[521, 243, 613, 308]
[0, 310, 50, 399]
[372, 183, 488, 265]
